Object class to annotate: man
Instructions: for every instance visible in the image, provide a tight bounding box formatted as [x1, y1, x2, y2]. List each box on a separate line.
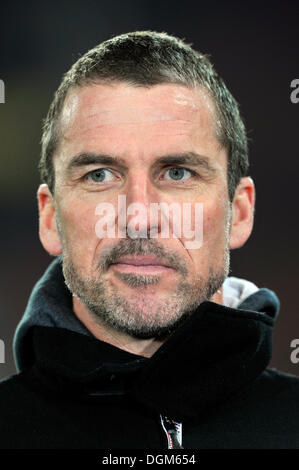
[0, 31, 298, 449]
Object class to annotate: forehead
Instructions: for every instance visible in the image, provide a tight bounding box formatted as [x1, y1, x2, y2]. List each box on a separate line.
[57, 82, 222, 164]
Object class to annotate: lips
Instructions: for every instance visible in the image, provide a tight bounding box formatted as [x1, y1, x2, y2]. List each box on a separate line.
[112, 256, 171, 267]
[110, 256, 174, 274]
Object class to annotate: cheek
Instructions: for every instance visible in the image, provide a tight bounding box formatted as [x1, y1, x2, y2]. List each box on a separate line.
[58, 199, 99, 260]
[187, 202, 229, 270]
[204, 204, 228, 246]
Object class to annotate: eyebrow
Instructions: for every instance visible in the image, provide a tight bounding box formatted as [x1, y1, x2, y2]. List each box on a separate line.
[66, 153, 127, 174]
[154, 152, 216, 173]
[66, 151, 216, 175]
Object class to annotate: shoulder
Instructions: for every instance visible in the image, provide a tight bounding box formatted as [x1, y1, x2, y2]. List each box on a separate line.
[250, 368, 299, 412]
[263, 368, 299, 389]
[0, 373, 35, 415]
[0, 371, 61, 448]
[0, 373, 25, 398]
[0, 374, 28, 445]
[0, 371, 45, 429]
[227, 368, 299, 419]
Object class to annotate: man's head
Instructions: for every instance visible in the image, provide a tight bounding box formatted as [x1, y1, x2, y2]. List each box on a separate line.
[37, 31, 255, 341]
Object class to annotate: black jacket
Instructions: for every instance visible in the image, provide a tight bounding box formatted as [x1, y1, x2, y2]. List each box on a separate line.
[0, 258, 298, 449]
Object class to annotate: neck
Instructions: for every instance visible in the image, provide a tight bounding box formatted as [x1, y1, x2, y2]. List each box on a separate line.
[72, 288, 223, 358]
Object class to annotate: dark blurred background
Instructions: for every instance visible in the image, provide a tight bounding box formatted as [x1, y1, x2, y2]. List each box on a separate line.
[0, 0, 298, 380]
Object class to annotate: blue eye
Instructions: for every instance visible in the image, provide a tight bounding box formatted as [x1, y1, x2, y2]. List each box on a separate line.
[87, 169, 115, 183]
[165, 167, 192, 181]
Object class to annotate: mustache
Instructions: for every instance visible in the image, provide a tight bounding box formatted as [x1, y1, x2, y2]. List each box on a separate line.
[97, 239, 188, 276]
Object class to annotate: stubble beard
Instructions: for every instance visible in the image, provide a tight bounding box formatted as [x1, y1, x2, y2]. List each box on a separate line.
[61, 237, 230, 340]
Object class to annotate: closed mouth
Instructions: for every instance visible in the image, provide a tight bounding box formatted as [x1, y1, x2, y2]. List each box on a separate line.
[110, 256, 174, 274]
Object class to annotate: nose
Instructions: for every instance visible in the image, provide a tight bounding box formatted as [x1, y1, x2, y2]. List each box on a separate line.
[126, 169, 156, 206]
[122, 169, 160, 239]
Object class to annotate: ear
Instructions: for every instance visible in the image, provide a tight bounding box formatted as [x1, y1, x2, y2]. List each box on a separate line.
[37, 184, 62, 255]
[229, 177, 255, 249]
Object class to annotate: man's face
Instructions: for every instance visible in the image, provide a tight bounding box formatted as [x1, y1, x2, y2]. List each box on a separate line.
[45, 83, 232, 338]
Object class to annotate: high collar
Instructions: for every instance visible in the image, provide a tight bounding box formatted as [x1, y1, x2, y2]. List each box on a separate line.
[14, 257, 280, 421]
[131, 299, 275, 420]
[28, 298, 277, 421]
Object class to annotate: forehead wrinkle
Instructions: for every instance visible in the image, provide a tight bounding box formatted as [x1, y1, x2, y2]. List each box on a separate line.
[83, 117, 193, 124]
[63, 120, 194, 142]
[60, 84, 219, 143]
[63, 89, 209, 130]
[58, 84, 223, 172]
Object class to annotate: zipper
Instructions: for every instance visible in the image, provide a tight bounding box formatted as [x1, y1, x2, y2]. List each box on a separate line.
[160, 415, 183, 449]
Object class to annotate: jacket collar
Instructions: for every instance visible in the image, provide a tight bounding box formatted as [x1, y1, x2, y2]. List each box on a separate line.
[15, 257, 279, 420]
[30, 297, 276, 420]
